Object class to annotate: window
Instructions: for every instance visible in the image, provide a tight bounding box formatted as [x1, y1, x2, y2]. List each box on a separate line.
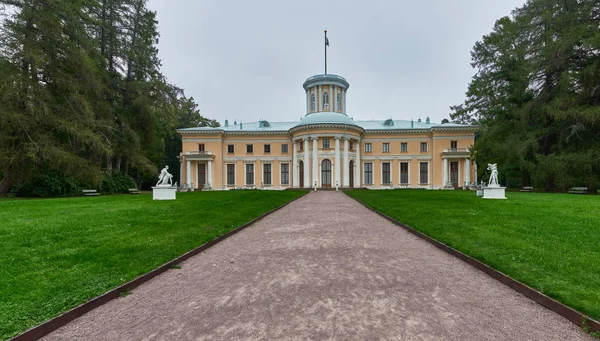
[383, 143, 390, 152]
[198, 144, 205, 152]
[281, 144, 288, 153]
[298, 141, 304, 151]
[400, 162, 409, 184]
[451, 141, 458, 149]
[281, 164, 290, 185]
[323, 92, 329, 109]
[323, 139, 330, 149]
[311, 93, 316, 111]
[264, 144, 271, 153]
[365, 143, 372, 152]
[245, 164, 254, 185]
[247, 144, 253, 153]
[382, 162, 391, 184]
[263, 164, 272, 185]
[349, 141, 354, 150]
[364, 163, 373, 185]
[420, 162, 428, 184]
[337, 93, 341, 111]
[227, 144, 234, 154]
[420, 142, 428, 152]
[401, 142, 408, 152]
[227, 164, 235, 185]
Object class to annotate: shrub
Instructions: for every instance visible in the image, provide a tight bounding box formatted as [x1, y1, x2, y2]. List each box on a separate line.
[98, 174, 136, 194]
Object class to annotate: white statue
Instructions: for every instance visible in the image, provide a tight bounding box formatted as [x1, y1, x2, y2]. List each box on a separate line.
[487, 163, 499, 187]
[156, 165, 173, 186]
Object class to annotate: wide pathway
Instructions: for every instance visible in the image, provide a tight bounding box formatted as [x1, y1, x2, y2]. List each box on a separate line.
[43, 191, 591, 340]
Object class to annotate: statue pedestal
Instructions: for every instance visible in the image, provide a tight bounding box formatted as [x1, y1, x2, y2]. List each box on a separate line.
[152, 186, 176, 200]
[482, 186, 506, 199]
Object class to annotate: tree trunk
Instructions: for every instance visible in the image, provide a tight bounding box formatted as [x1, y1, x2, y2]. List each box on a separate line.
[116, 154, 122, 173]
[106, 155, 113, 174]
[124, 161, 129, 176]
[0, 167, 15, 197]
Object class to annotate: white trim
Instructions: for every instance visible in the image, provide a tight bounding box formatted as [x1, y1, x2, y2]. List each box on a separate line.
[399, 160, 410, 185]
[262, 162, 272, 186]
[363, 162, 374, 185]
[244, 162, 255, 186]
[380, 161, 392, 186]
[280, 163, 290, 186]
[226, 163, 236, 186]
[223, 156, 292, 162]
[432, 135, 475, 140]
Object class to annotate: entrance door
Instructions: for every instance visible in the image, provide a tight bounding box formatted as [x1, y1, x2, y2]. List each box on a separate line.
[321, 159, 332, 188]
[349, 160, 354, 188]
[450, 161, 459, 188]
[197, 163, 206, 189]
[299, 161, 304, 188]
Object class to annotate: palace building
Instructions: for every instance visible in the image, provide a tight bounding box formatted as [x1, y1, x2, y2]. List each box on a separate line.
[178, 73, 477, 190]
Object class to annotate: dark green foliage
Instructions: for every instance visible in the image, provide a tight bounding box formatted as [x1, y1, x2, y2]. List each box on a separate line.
[10, 171, 81, 197]
[98, 174, 136, 194]
[451, 0, 600, 191]
[347, 190, 600, 324]
[0, 0, 217, 197]
[0, 190, 306, 340]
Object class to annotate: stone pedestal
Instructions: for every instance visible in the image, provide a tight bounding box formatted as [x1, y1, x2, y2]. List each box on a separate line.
[152, 186, 176, 200]
[476, 189, 483, 197]
[483, 186, 506, 199]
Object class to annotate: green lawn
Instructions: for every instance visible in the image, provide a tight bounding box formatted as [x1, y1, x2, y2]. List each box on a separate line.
[345, 190, 600, 322]
[0, 190, 305, 340]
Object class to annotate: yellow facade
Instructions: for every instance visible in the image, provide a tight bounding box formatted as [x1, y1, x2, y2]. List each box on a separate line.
[178, 74, 476, 190]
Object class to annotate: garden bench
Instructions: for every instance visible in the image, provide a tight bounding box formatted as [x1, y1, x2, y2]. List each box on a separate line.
[82, 189, 100, 196]
[568, 186, 587, 194]
[128, 188, 141, 194]
[520, 186, 533, 192]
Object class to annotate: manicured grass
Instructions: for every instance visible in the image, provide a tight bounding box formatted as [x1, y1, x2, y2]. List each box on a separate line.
[346, 190, 600, 322]
[0, 190, 305, 340]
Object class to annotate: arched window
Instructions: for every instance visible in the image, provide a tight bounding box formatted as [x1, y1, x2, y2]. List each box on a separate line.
[311, 93, 316, 111]
[323, 92, 329, 109]
[337, 93, 342, 111]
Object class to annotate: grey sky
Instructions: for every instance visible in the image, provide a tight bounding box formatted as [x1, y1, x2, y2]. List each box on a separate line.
[148, 0, 525, 125]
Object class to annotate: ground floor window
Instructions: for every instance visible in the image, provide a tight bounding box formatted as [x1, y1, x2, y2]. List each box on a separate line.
[364, 163, 373, 185]
[419, 162, 428, 184]
[227, 164, 235, 185]
[400, 162, 409, 184]
[382, 162, 391, 184]
[281, 164, 289, 185]
[263, 164, 272, 185]
[246, 164, 254, 185]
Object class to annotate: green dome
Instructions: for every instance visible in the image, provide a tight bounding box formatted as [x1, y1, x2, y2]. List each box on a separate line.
[293, 112, 359, 128]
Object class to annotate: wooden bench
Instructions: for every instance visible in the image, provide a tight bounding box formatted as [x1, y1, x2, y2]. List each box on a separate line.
[520, 186, 533, 192]
[128, 188, 141, 194]
[82, 189, 100, 196]
[568, 186, 588, 194]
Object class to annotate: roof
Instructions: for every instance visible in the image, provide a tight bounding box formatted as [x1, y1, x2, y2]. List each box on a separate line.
[303, 74, 350, 90]
[178, 114, 474, 134]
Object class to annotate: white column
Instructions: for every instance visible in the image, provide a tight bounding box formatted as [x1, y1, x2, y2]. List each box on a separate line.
[208, 160, 213, 188]
[443, 158, 448, 186]
[292, 141, 298, 187]
[303, 139, 309, 188]
[312, 138, 319, 187]
[186, 159, 191, 187]
[464, 158, 471, 186]
[329, 85, 334, 111]
[355, 140, 361, 187]
[306, 90, 309, 114]
[179, 159, 183, 187]
[318, 85, 322, 111]
[343, 138, 349, 187]
[334, 137, 341, 187]
[342, 90, 346, 113]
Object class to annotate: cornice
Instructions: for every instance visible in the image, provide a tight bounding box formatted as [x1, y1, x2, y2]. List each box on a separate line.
[289, 123, 365, 134]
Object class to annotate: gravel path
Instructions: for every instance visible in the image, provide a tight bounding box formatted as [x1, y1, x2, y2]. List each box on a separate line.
[42, 191, 591, 340]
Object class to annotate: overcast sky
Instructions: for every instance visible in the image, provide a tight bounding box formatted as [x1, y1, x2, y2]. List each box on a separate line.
[147, 0, 525, 125]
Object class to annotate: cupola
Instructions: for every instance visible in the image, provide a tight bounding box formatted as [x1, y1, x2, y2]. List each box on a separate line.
[303, 74, 349, 115]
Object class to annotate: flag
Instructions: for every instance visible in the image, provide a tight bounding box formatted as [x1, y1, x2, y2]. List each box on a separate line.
[325, 36, 329, 46]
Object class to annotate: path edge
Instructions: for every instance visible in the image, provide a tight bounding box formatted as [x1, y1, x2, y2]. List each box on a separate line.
[9, 190, 309, 341]
[343, 191, 600, 334]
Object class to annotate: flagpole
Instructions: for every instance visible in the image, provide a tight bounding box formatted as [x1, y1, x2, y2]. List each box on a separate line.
[324, 30, 327, 75]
